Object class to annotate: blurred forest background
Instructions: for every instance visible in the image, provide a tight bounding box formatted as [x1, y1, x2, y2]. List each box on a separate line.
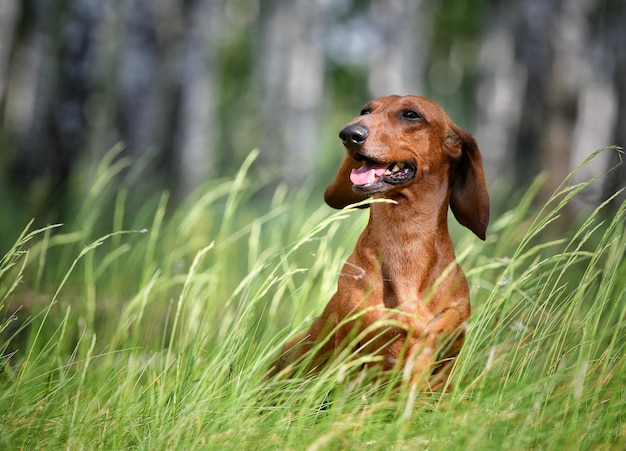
[0, 0, 624, 238]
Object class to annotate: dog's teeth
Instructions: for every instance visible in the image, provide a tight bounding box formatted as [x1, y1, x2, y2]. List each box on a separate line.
[392, 164, 400, 172]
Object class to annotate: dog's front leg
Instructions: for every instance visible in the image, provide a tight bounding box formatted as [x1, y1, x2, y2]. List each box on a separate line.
[270, 305, 341, 376]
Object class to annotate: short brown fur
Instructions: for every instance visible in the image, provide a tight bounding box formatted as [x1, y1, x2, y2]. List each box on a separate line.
[271, 95, 489, 389]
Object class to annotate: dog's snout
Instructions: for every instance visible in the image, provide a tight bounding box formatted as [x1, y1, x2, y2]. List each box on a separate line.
[339, 124, 369, 147]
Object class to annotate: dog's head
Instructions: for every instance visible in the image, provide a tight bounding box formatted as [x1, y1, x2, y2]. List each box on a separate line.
[324, 95, 490, 240]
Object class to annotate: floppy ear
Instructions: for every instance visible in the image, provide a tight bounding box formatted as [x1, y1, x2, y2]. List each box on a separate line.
[324, 155, 369, 209]
[445, 124, 490, 240]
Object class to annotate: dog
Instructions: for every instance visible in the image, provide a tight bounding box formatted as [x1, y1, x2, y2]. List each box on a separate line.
[272, 95, 489, 389]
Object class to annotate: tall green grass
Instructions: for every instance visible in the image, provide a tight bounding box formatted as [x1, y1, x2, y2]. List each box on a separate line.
[1, 147, 624, 449]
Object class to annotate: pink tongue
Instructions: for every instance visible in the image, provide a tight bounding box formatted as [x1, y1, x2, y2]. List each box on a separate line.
[350, 163, 388, 185]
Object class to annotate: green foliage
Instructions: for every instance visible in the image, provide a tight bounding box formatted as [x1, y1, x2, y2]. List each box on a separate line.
[1, 147, 624, 449]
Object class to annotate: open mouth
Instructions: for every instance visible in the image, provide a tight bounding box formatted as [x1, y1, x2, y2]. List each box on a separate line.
[350, 158, 416, 192]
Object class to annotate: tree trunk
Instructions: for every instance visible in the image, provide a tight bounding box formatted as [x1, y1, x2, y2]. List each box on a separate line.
[173, 0, 221, 199]
[258, 0, 326, 186]
[367, 0, 427, 97]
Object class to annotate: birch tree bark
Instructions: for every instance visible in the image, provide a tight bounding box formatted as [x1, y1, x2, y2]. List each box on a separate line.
[367, 0, 427, 97]
[596, 0, 626, 208]
[7, 0, 103, 217]
[475, 0, 623, 207]
[174, 0, 221, 198]
[258, 0, 326, 186]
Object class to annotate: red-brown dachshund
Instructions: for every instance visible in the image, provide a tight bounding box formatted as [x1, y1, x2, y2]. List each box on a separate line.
[272, 95, 489, 389]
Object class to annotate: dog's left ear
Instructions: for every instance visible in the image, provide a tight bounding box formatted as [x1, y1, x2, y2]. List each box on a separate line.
[324, 155, 369, 209]
[444, 124, 490, 240]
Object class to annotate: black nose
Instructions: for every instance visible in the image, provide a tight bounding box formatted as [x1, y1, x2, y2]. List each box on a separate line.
[339, 124, 369, 147]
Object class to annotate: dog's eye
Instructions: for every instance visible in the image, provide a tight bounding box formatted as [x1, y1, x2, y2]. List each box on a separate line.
[401, 110, 423, 120]
[360, 108, 372, 115]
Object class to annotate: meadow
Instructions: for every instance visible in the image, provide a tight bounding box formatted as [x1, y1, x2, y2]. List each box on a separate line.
[1, 147, 624, 449]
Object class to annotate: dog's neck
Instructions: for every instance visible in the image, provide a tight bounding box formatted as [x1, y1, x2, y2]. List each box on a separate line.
[358, 193, 462, 308]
